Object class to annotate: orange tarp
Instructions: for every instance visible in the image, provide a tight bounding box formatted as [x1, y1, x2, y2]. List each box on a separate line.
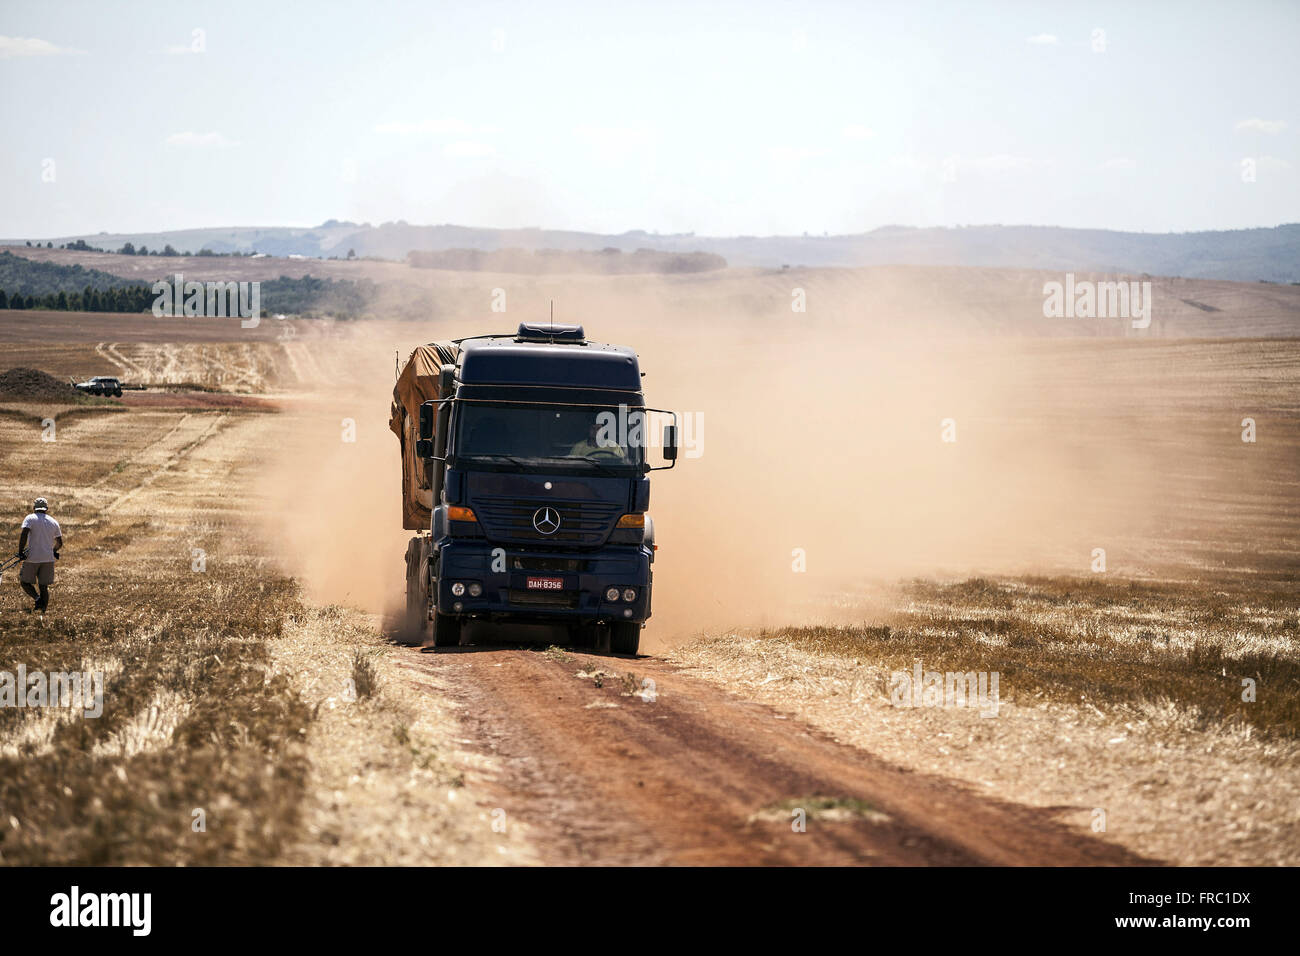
[390, 341, 459, 530]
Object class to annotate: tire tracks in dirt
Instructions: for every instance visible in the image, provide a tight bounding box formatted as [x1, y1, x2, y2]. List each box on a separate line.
[400, 644, 1156, 866]
[103, 412, 229, 514]
[95, 341, 149, 382]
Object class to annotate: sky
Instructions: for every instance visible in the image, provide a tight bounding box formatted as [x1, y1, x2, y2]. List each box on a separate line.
[0, 0, 1296, 238]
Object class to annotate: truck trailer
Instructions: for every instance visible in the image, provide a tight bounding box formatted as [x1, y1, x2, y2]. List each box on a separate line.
[390, 322, 678, 654]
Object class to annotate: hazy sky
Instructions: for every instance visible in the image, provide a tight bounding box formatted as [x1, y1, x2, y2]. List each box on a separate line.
[1, 0, 1296, 238]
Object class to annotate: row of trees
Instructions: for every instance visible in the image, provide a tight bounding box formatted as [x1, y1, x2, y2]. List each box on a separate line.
[0, 285, 154, 312]
[20, 239, 364, 260]
[111, 245, 306, 257]
[256, 275, 375, 319]
[19, 239, 119, 252]
[117, 245, 268, 257]
[20, 239, 258, 257]
[0, 275, 376, 316]
[119, 242, 184, 256]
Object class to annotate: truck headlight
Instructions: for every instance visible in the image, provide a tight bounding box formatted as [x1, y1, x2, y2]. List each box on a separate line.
[605, 587, 620, 602]
[468, 583, 483, 597]
[622, 588, 637, 602]
[451, 582, 466, 596]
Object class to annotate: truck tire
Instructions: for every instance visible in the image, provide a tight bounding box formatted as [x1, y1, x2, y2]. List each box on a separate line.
[570, 623, 602, 650]
[397, 537, 430, 645]
[610, 622, 640, 656]
[428, 612, 462, 648]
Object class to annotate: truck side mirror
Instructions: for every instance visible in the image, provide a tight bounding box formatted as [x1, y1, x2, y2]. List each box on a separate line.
[439, 364, 456, 393]
[663, 425, 678, 461]
[415, 438, 434, 459]
[418, 402, 434, 440]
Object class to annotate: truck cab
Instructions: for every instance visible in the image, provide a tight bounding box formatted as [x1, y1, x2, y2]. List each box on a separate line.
[400, 323, 677, 654]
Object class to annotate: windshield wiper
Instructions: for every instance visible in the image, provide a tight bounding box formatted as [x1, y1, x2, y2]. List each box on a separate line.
[576, 455, 633, 476]
[460, 453, 531, 469]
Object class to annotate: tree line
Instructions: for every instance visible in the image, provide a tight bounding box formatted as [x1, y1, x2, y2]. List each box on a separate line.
[0, 275, 377, 317]
[22, 239, 257, 257]
[0, 285, 156, 312]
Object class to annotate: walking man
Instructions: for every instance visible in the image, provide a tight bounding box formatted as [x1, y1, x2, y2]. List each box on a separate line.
[16, 497, 62, 613]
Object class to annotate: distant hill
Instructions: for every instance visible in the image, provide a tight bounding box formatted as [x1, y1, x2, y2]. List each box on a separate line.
[407, 247, 726, 274]
[4, 222, 1298, 283]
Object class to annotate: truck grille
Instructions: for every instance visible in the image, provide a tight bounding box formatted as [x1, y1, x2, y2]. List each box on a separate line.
[507, 588, 578, 609]
[510, 556, 587, 572]
[474, 496, 623, 547]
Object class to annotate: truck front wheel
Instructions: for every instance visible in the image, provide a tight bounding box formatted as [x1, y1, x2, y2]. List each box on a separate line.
[570, 623, 609, 651]
[428, 612, 462, 649]
[610, 622, 640, 656]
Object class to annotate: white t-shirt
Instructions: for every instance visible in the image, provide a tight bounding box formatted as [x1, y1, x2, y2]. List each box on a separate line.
[21, 512, 61, 563]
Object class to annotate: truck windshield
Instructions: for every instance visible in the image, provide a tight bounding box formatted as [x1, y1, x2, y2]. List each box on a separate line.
[454, 403, 645, 472]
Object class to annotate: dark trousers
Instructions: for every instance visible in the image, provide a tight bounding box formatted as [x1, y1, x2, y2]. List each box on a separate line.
[20, 581, 49, 609]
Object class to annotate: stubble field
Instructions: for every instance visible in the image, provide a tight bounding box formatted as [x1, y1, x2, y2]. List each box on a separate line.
[1, 261, 1298, 865]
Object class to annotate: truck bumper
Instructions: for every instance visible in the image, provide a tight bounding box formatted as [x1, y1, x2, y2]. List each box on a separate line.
[434, 540, 653, 625]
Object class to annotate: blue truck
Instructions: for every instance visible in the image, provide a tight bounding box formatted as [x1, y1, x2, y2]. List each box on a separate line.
[390, 323, 678, 654]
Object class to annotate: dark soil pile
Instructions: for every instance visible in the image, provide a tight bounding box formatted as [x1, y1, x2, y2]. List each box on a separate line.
[0, 367, 83, 402]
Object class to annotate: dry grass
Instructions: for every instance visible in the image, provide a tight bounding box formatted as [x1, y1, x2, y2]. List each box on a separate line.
[0, 544, 312, 864]
[750, 796, 891, 825]
[0, 403, 524, 866]
[0, 401, 314, 864]
[780, 575, 1300, 737]
[673, 574, 1300, 866]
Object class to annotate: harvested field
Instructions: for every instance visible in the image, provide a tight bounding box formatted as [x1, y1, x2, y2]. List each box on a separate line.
[1, 262, 1297, 868]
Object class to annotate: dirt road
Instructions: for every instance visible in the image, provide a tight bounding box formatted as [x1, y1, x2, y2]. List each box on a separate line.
[398, 642, 1153, 866]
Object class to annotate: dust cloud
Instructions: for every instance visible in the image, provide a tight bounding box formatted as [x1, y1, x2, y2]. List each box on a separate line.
[260, 270, 1263, 651]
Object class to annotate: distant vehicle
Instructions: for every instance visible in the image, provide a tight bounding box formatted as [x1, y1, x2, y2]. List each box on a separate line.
[71, 376, 147, 397]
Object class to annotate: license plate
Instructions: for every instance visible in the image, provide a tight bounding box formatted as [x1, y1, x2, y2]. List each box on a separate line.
[525, 576, 565, 591]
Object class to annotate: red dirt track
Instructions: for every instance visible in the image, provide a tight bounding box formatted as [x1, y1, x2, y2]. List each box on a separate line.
[399, 645, 1155, 866]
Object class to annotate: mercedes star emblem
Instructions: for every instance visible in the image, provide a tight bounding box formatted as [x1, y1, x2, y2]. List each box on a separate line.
[532, 507, 561, 535]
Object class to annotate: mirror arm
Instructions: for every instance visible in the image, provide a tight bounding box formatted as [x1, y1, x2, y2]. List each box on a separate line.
[643, 407, 680, 470]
